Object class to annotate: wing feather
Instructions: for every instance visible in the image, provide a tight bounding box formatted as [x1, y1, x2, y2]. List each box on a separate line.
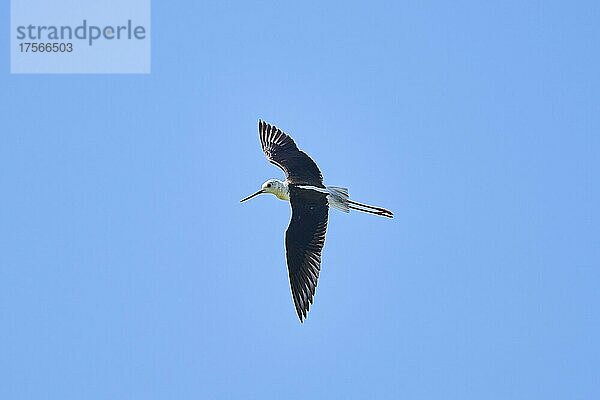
[285, 186, 329, 322]
[259, 120, 324, 187]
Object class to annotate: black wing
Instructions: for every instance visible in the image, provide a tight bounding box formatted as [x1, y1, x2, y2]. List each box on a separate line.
[259, 120, 324, 187]
[285, 186, 329, 322]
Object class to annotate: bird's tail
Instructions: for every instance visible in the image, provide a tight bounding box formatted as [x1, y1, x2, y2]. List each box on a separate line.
[326, 186, 393, 218]
[326, 186, 350, 212]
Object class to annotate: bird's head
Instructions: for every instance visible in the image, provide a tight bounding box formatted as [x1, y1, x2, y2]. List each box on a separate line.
[261, 179, 283, 193]
[240, 179, 289, 203]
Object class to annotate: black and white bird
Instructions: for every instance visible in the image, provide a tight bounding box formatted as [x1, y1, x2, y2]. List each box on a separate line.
[241, 120, 393, 322]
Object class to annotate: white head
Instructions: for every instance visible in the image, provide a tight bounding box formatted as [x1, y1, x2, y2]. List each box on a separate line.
[240, 178, 289, 203]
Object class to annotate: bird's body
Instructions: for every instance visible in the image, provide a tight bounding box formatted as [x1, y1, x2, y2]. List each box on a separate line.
[257, 179, 354, 213]
[241, 121, 393, 322]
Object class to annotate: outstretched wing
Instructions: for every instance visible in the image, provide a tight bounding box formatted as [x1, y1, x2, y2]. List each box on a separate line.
[259, 120, 324, 187]
[285, 186, 329, 322]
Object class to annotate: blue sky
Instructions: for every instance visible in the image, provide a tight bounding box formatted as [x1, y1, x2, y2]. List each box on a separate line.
[1, 1, 598, 398]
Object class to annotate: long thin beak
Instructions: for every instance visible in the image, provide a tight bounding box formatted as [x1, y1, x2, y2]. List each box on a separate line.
[240, 189, 265, 203]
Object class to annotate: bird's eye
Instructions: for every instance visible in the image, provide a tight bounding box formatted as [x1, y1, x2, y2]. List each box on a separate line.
[267, 183, 272, 188]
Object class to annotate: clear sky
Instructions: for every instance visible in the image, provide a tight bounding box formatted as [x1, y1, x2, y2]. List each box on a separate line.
[1, 1, 598, 399]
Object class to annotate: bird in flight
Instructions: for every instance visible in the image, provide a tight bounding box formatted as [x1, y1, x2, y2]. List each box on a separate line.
[241, 120, 393, 322]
